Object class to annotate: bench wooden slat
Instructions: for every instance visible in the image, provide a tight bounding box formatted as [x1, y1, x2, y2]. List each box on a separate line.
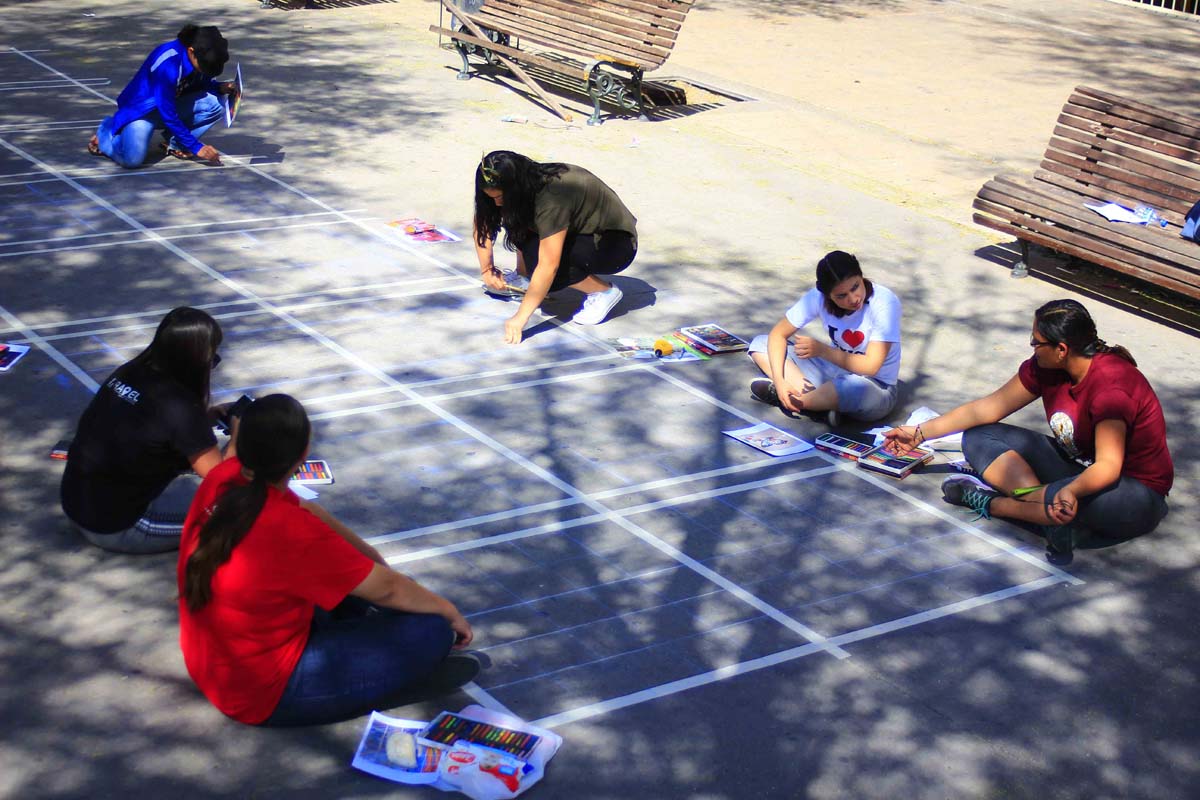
[431, 24, 588, 77]
[1058, 107, 1200, 161]
[1040, 150, 1200, 212]
[1067, 91, 1200, 145]
[1077, 85, 1200, 133]
[476, 6, 671, 64]
[434, 0, 694, 123]
[1044, 136, 1200, 198]
[974, 191, 1200, 288]
[574, 0, 693, 23]
[984, 175, 1200, 263]
[973, 210, 1200, 301]
[490, 0, 684, 39]
[1051, 118, 1200, 173]
[1033, 170, 1186, 227]
[1049, 123, 1200, 180]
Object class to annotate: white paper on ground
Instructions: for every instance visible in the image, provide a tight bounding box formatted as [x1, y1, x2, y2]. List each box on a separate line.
[288, 481, 319, 500]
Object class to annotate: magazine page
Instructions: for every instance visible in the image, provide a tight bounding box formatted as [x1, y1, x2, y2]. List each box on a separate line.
[677, 323, 749, 351]
[388, 217, 462, 244]
[723, 422, 814, 457]
[352, 712, 443, 785]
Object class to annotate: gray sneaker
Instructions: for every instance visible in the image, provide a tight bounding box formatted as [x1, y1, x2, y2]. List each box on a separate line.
[941, 475, 1001, 520]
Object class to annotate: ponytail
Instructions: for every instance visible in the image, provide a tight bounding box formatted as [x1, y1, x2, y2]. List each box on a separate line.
[184, 478, 268, 612]
[1090, 338, 1137, 367]
[182, 393, 312, 613]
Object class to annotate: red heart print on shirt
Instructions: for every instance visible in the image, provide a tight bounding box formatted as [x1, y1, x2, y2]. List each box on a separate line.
[841, 329, 866, 349]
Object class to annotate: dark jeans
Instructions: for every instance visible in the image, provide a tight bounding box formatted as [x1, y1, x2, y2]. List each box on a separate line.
[963, 423, 1168, 542]
[520, 230, 636, 291]
[262, 597, 454, 727]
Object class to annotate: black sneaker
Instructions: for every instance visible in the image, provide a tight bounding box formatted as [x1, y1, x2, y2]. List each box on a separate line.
[1043, 525, 1075, 566]
[941, 475, 1001, 520]
[826, 409, 842, 427]
[749, 378, 780, 407]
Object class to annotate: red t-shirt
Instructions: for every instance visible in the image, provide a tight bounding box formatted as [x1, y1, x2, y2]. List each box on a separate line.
[177, 458, 374, 724]
[1018, 352, 1173, 496]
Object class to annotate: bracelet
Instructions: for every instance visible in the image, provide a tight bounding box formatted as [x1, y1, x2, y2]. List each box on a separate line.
[914, 424, 925, 445]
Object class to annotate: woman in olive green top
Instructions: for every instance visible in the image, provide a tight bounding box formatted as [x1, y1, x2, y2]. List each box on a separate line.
[474, 150, 638, 343]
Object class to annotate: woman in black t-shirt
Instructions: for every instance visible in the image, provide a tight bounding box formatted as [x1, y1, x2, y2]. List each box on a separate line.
[61, 307, 235, 553]
[473, 150, 638, 343]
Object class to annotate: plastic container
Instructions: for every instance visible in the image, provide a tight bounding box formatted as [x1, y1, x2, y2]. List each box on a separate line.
[1134, 205, 1169, 228]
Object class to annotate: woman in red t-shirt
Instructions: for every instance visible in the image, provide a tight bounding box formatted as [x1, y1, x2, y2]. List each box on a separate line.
[884, 299, 1172, 565]
[178, 394, 475, 726]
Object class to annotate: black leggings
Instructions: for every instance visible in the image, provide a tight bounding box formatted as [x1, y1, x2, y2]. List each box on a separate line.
[520, 230, 636, 291]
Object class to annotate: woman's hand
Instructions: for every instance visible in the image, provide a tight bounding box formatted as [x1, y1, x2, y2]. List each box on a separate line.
[1047, 485, 1078, 525]
[775, 377, 806, 413]
[883, 425, 921, 455]
[196, 144, 221, 164]
[480, 266, 507, 292]
[448, 612, 474, 649]
[504, 313, 527, 344]
[219, 81, 240, 97]
[792, 336, 824, 360]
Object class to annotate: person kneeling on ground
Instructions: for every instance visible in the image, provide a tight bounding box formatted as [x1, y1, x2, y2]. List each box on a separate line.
[883, 299, 1172, 565]
[747, 250, 902, 427]
[88, 24, 238, 167]
[178, 394, 476, 727]
[61, 307, 235, 554]
[474, 150, 638, 342]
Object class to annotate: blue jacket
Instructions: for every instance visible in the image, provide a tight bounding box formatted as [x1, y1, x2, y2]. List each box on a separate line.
[111, 39, 220, 154]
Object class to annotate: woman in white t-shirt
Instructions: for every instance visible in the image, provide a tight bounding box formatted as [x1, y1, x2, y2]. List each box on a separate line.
[747, 251, 902, 426]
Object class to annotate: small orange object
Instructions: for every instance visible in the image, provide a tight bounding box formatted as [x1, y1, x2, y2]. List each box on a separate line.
[652, 338, 674, 357]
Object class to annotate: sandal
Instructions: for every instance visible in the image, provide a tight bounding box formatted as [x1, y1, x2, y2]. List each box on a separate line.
[86, 135, 102, 157]
[159, 140, 194, 160]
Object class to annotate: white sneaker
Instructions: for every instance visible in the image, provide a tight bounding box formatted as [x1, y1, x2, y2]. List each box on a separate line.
[571, 285, 623, 325]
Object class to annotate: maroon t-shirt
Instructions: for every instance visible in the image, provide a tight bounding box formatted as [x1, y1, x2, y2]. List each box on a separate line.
[1018, 353, 1173, 495]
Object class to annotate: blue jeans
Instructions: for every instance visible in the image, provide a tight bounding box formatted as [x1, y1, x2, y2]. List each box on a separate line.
[262, 597, 455, 727]
[747, 334, 899, 421]
[95, 91, 223, 168]
[963, 422, 1169, 543]
[75, 472, 200, 554]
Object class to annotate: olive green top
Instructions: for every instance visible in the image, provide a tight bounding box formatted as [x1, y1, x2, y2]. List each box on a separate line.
[534, 164, 637, 248]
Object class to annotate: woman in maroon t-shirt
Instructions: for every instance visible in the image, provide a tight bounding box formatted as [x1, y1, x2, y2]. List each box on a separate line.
[884, 299, 1171, 565]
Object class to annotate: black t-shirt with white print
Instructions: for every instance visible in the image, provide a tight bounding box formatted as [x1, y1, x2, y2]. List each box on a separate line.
[61, 360, 216, 533]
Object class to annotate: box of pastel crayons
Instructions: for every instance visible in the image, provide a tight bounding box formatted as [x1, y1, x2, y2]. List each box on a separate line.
[418, 710, 542, 765]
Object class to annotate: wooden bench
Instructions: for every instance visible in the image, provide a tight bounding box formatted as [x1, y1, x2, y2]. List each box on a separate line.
[430, 0, 695, 125]
[973, 86, 1200, 301]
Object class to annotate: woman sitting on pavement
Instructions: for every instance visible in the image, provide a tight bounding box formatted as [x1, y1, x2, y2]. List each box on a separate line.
[883, 299, 1172, 565]
[178, 394, 476, 727]
[747, 250, 902, 426]
[61, 307, 234, 554]
[474, 150, 638, 342]
[88, 24, 239, 167]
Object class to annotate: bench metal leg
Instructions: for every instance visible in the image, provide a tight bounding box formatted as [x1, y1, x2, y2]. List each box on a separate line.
[587, 65, 649, 125]
[454, 42, 473, 80]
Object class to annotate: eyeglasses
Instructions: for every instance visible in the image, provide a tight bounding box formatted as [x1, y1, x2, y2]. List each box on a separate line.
[1029, 338, 1055, 350]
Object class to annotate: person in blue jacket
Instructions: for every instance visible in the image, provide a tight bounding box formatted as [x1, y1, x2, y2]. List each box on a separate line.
[88, 25, 238, 168]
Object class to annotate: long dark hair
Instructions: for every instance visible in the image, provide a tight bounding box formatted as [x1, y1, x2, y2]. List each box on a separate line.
[183, 394, 311, 612]
[125, 307, 221, 405]
[1034, 299, 1136, 366]
[473, 150, 567, 252]
[815, 250, 874, 318]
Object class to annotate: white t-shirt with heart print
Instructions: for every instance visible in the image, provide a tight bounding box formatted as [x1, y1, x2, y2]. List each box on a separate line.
[784, 283, 902, 386]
